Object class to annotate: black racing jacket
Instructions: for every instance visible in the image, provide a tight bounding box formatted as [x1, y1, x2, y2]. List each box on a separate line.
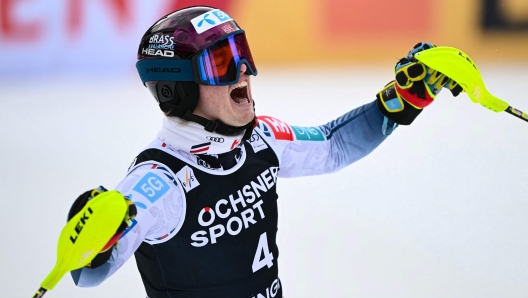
[132, 141, 282, 298]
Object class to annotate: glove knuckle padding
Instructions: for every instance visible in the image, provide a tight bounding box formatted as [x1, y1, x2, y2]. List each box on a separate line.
[395, 71, 410, 87]
[407, 63, 426, 80]
[408, 42, 436, 57]
[395, 60, 426, 87]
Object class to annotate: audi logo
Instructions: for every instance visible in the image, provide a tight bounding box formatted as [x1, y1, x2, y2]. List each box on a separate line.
[206, 136, 224, 143]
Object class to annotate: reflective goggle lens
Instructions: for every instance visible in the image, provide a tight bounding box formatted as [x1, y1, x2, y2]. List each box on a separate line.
[197, 33, 257, 85]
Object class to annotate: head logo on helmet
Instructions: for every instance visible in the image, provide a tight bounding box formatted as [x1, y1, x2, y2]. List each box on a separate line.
[135, 6, 258, 139]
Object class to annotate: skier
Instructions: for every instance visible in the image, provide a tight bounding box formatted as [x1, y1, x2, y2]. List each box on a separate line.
[67, 5, 462, 298]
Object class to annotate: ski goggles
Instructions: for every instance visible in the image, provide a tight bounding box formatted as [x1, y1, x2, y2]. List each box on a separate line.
[194, 31, 257, 85]
[136, 31, 258, 86]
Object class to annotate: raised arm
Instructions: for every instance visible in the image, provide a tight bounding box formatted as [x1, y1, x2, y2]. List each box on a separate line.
[255, 42, 462, 178]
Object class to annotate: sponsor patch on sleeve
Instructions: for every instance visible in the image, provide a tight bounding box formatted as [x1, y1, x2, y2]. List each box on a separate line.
[176, 165, 200, 192]
[291, 126, 326, 141]
[133, 172, 170, 203]
[257, 116, 294, 141]
[191, 9, 233, 34]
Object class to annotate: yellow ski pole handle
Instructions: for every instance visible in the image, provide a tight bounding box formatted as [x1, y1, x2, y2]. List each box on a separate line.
[414, 46, 528, 123]
[32, 190, 128, 297]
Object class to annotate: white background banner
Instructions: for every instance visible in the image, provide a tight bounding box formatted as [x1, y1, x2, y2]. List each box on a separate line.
[0, 0, 173, 78]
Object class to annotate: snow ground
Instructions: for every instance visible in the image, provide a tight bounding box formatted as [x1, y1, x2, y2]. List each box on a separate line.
[1, 65, 528, 298]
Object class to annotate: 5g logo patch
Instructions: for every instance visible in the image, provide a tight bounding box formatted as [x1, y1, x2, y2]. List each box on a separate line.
[191, 9, 233, 34]
[133, 172, 170, 203]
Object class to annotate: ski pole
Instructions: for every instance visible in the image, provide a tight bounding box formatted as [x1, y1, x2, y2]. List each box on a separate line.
[413, 46, 527, 123]
[32, 190, 129, 297]
[504, 106, 528, 123]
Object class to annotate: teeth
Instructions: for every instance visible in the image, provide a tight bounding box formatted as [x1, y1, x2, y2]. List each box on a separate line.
[234, 81, 248, 89]
[231, 81, 250, 105]
[235, 98, 249, 105]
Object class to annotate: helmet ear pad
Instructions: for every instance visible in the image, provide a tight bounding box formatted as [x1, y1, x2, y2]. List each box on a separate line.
[154, 81, 200, 118]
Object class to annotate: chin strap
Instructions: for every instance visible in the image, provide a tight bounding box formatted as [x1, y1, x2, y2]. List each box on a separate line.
[242, 118, 257, 140]
[182, 111, 257, 140]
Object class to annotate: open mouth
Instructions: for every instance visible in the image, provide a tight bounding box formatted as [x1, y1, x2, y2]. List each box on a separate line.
[230, 81, 250, 105]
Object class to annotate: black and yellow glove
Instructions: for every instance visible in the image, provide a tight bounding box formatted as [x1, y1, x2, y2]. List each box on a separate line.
[376, 42, 463, 125]
[68, 187, 137, 268]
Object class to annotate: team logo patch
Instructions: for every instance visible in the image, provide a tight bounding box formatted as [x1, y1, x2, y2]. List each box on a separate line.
[257, 116, 294, 141]
[176, 165, 200, 192]
[222, 24, 235, 33]
[191, 9, 233, 34]
[190, 142, 211, 154]
[133, 172, 170, 203]
[247, 132, 268, 153]
[291, 126, 326, 141]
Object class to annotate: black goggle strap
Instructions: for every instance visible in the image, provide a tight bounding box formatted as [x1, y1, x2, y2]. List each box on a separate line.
[136, 59, 195, 85]
[182, 110, 249, 136]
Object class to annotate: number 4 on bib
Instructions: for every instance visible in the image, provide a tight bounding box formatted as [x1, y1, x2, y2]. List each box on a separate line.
[252, 232, 274, 272]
